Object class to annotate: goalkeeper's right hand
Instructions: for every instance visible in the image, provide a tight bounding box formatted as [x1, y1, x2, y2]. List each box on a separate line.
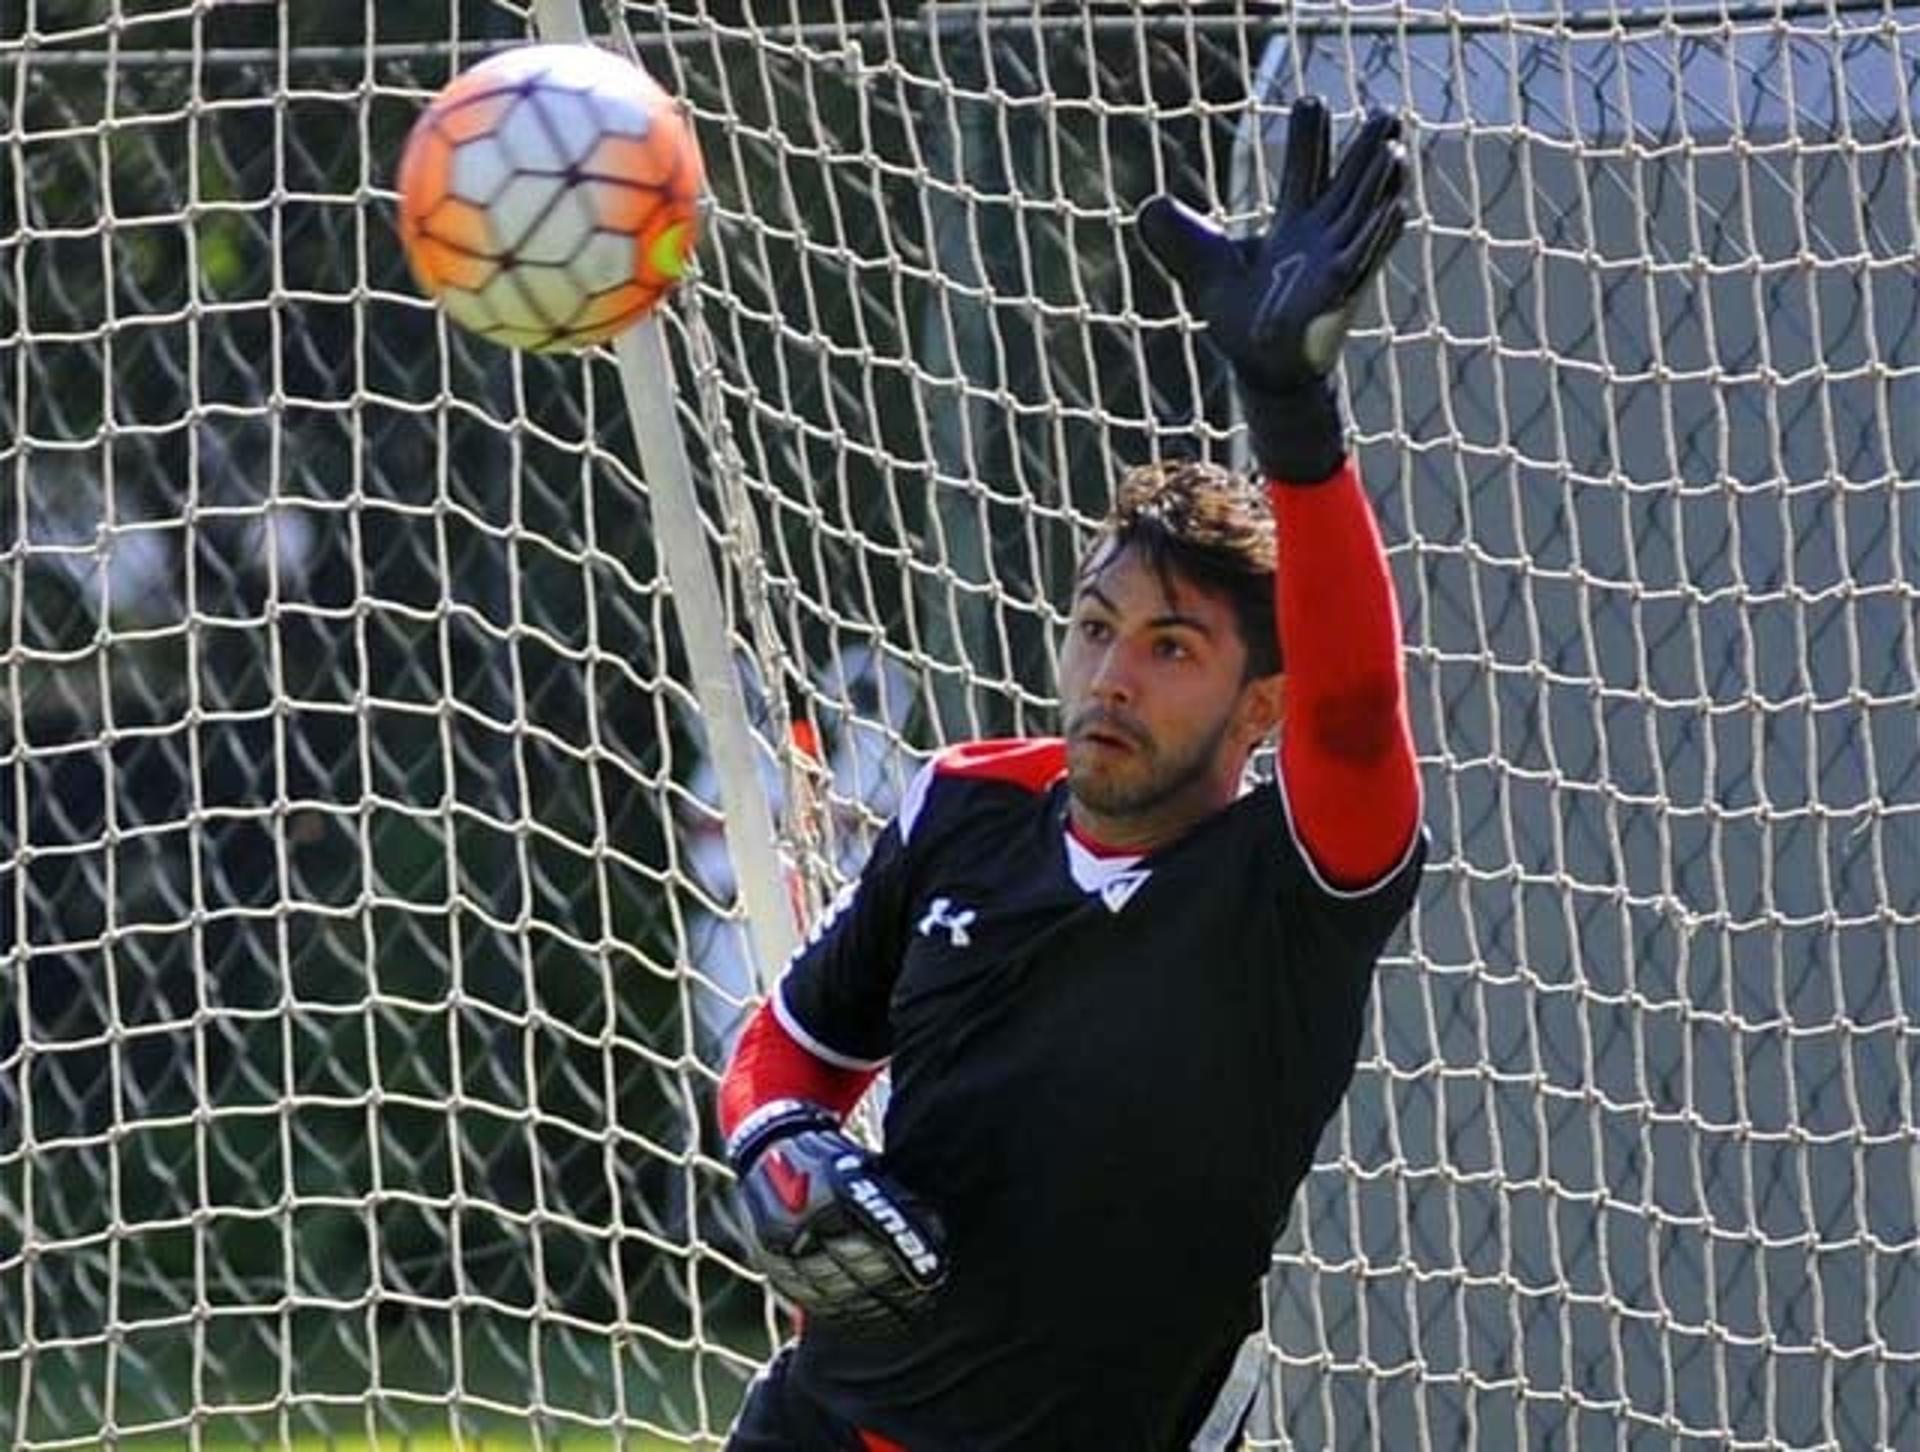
[727, 1098, 948, 1333]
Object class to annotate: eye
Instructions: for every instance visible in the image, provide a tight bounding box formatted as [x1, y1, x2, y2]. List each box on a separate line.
[1076, 618, 1111, 643]
[1154, 636, 1193, 661]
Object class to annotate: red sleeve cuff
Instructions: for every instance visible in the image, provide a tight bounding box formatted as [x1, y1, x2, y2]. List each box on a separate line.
[717, 998, 880, 1139]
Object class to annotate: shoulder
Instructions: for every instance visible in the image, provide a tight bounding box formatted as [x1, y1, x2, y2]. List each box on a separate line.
[932, 736, 1066, 789]
[898, 736, 1066, 843]
[1213, 782, 1427, 908]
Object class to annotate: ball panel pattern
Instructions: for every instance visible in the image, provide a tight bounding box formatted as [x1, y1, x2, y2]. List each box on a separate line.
[403, 176, 499, 296]
[433, 84, 519, 146]
[584, 134, 678, 197]
[395, 132, 446, 252]
[398, 42, 704, 350]
[439, 284, 513, 345]
[569, 229, 640, 292]
[517, 86, 606, 174]
[567, 282, 670, 347]
[409, 232, 497, 294]
[512, 42, 651, 98]
[488, 172, 572, 261]
[449, 132, 515, 206]
[482, 268, 568, 348]
[586, 88, 655, 142]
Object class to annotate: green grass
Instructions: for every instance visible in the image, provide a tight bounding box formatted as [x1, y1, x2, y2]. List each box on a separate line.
[10, 1387, 743, 1452]
[4, 1335, 757, 1452]
[43, 1431, 714, 1452]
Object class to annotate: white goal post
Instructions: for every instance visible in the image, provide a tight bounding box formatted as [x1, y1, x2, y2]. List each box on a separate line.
[4, 3, 1916, 1449]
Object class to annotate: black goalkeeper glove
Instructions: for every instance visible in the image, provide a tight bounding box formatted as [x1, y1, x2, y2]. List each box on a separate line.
[1137, 96, 1408, 484]
[728, 1098, 948, 1334]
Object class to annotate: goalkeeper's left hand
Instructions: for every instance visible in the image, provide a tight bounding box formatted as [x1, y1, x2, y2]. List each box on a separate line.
[1137, 96, 1407, 484]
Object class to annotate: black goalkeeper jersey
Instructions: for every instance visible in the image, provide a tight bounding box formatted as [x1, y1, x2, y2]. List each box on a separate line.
[773, 738, 1424, 1451]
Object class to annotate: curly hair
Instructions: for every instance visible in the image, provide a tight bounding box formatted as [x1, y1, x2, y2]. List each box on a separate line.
[1079, 460, 1281, 678]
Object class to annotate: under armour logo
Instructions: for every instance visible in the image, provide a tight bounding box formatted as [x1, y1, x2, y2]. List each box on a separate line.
[917, 896, 977, 947]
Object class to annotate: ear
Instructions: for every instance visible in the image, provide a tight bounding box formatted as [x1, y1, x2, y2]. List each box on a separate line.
[1236, 672, 1285, 748]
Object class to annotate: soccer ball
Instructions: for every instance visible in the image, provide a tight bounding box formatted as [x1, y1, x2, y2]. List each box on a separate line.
[397, 43, 703, 352]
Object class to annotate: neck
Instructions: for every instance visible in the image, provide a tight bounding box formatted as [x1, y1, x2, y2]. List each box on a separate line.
[1065, 803, 1191, 853]
[1065, 817, 1144, 858]
[1065, 773, 1239, 853]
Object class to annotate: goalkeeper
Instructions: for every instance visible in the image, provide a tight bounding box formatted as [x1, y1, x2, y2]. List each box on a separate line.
[720, 97, 1424, 1452]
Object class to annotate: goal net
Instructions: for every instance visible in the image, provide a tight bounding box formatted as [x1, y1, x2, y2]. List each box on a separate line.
[5, 1, 1916, 1447]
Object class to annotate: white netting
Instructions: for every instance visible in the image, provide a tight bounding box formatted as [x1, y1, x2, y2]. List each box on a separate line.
[3, 2, 1917, 1447]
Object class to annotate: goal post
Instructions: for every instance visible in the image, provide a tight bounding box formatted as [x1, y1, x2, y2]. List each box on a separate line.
[4, 3, 1917, 1449]
[527, 0, 801, 992]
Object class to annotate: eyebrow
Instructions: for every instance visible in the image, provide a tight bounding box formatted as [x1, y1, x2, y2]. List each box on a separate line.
[1075, 583, 1217, 638]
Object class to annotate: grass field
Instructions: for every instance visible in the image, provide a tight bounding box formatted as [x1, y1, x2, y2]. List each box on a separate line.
[29, 1434, 716, 1451]
[80, 1433, 716, 1452]
[12, 1391, 744, 1451]
[5, 1334, 757, 1451]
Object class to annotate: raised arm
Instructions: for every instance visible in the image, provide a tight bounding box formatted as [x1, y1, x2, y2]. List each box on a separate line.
[1138, 95, 1420, 887]
[1269, 465, 1419, 887]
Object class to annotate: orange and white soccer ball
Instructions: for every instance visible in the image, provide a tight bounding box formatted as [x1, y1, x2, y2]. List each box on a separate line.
[397, 44, 703, 352]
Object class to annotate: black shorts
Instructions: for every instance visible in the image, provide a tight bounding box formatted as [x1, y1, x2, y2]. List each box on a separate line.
[726, 1347, 896, 1452]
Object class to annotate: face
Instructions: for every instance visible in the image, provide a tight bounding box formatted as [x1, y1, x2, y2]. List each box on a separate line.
[1058, 542, 1282, 848]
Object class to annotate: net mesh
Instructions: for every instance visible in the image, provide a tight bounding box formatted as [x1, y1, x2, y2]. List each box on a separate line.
[4, 1, 1917, 1447]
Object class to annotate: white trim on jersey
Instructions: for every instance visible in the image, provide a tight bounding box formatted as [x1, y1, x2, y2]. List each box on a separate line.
[1273, 757, 1424, 901]
[1189, 1331, 1266, 1451]
[1063, 832, 1145, 895]
[772, 981, 889, 1071]
[897, 758, 938, 843]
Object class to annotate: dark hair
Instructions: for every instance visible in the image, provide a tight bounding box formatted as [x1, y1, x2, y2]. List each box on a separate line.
[1079, 460, 1281, 678]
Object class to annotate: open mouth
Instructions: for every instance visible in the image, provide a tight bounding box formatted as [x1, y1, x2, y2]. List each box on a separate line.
[1074, 721, 1142, 753]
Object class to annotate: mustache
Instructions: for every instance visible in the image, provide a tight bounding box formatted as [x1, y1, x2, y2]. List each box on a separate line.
[1068, 708, 1150, 747]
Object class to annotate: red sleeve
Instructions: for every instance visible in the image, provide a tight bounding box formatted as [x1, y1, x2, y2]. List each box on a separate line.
[717, 999, 880, 1140]
[1271, 461, 1421, 889]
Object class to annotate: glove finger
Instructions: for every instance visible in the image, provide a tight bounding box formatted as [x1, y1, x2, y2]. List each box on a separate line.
[816, 1238, 925, 1328]
[822, 1233, 900, 1288]
[1338, 200, 1406, 294]
[1325, 135, 1406, 259]
[1274, 94, 1331, 222]
[1136, 196, 1239, 292]
[1319, 109, 1402, 235]
[765, 1260, 827, 1308]
[785, 1250, 869, 1314]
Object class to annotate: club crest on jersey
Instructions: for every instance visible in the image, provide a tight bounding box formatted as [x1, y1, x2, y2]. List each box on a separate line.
[916, 896, 976, 947]
[1100, 868, 1151, 914]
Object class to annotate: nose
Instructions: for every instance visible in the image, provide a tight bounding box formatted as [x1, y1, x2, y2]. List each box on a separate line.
[1086, 640, 1135, 706]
